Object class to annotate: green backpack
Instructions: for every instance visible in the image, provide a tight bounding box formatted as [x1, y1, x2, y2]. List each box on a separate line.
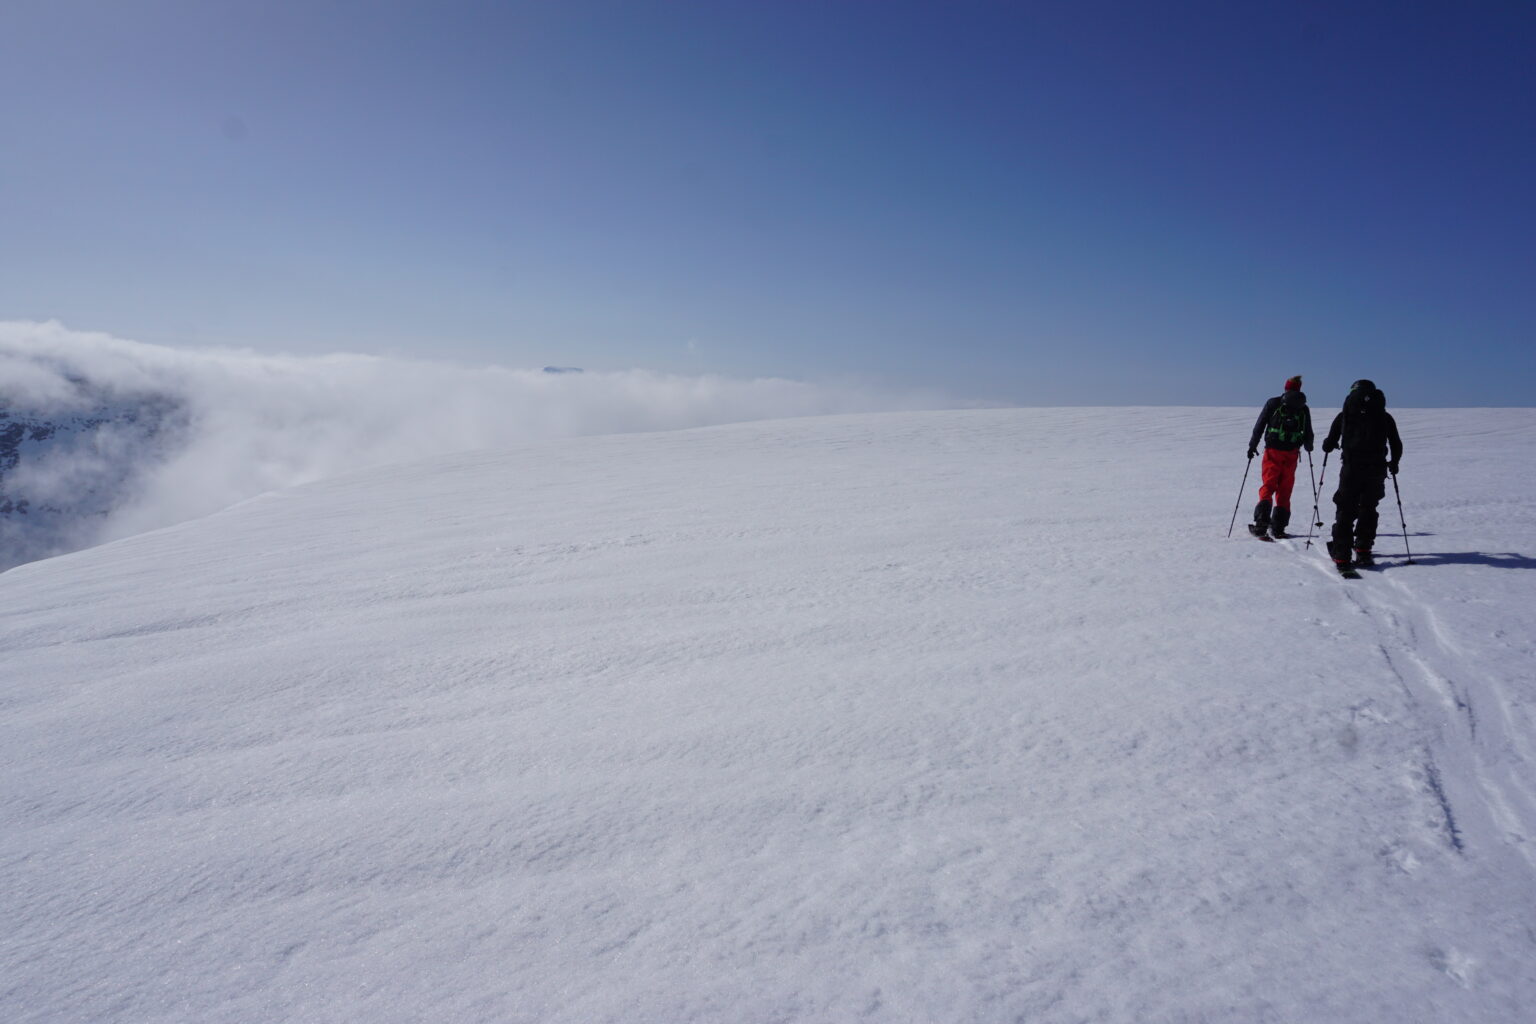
[1266, 400, 1307, 447]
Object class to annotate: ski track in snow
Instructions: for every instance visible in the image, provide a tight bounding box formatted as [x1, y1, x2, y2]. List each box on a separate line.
[1259, 417, 1536, 1009]
[1277, 512, 1536, 876]
[3, 407, 1536, 1023]
[1332, 557, 1536, 870]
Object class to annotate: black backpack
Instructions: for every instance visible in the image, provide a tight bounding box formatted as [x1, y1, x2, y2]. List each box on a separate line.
[1340, 384, 1389, 458]
[1265, 393, 1308, 448]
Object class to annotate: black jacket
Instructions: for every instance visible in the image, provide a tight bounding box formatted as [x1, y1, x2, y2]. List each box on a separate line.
[1249, 391, 1315, 453]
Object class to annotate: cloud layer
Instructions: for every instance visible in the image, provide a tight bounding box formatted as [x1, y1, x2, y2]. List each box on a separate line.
[1, 321, 959, 565]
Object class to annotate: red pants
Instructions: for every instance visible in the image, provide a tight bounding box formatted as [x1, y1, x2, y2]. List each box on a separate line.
[1259, 448, 1300, 509]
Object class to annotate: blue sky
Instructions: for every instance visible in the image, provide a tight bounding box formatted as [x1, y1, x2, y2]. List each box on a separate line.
[2, 1, 1533, 405]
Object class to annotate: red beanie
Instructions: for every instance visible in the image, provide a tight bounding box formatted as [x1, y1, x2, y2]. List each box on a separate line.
[1284, 376, 1302, 391]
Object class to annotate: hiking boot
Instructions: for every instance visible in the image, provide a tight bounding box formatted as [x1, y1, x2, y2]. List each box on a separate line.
[1270, 527, 1289, 540]
[1252, 498, 1272, 531]
[1326, 541, 1353, 567]
[1353, 548, 1375, 568]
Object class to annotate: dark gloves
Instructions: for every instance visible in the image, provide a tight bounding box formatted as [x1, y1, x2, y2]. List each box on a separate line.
[1247, 447, 1257, 460]
[1389, 459, 1399, 475]
[1305, 443, 1314, 452]
[1322, 439, 1336, 453]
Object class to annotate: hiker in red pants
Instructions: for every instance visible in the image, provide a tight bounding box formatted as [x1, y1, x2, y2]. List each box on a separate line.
[1246, 375, 1315, 539]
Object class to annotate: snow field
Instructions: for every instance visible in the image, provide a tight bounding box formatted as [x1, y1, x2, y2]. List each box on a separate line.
[3, 408, 1535, 1022]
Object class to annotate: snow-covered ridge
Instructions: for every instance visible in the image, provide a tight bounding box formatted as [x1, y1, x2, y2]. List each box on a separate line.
[3, 407, 1534, 1022]
[0, 321, 959, 570]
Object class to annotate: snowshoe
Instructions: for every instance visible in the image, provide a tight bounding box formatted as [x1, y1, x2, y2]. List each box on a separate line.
[1326, 541, 1360, 578]
[1248, 523, 1275, 542]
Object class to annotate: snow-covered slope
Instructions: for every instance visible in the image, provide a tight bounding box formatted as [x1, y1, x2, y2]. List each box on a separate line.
[2, 320, 951, 573]
[4, 408, 1535, 1023]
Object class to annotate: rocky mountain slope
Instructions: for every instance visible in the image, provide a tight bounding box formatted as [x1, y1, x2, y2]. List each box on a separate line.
[0, 389, 186, 571]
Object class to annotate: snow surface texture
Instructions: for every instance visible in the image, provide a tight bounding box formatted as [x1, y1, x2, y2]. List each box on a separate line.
[0, 320, 952, 570]
[3, 408, 1535, 1023]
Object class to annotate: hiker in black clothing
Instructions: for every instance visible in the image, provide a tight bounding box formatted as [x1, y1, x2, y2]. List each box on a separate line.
[1320, 379, 1403, 568]
[1246, 375, 1314, 538]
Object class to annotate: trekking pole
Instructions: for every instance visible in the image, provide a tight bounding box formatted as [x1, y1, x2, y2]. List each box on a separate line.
[1390, 470, 1414, 564]
[1306, 451, 1328, 550]
[1227, 455, 1254, 538]
[1302, 448, 1321, 548]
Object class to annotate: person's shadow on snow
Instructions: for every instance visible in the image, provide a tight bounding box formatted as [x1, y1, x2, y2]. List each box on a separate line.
[1394, 551, 1536, 570]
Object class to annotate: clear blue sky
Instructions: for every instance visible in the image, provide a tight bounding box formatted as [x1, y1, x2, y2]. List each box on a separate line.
[3, 1, 1533, 405]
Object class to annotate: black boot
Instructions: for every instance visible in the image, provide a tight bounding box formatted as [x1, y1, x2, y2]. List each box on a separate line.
[1252, 498, 1272, 530]
[1353, 548, 1375, 568]
[1270, 505, 1291, 539]
[1326, 540, 1352, 567]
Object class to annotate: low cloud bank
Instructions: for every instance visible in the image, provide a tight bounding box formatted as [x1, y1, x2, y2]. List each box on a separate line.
[1, 321, 959, 564]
